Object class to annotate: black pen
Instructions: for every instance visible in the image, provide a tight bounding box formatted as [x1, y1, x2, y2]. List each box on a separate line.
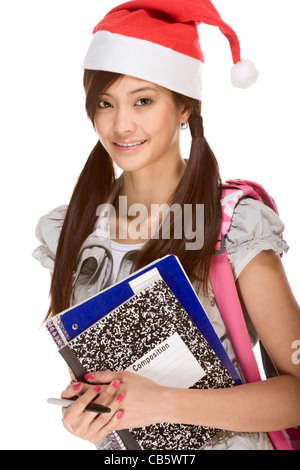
[47, 398, 111, 414]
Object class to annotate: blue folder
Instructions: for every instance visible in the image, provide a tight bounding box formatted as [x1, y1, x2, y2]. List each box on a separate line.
[46, 255, 241, 385]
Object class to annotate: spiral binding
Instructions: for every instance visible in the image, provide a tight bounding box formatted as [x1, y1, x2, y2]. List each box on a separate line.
[45, 315, 71, 349]
[95, 431, 127, 450]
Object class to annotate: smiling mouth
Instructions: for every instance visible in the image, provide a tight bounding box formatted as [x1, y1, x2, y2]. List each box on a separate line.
[113, 140, 147, 151]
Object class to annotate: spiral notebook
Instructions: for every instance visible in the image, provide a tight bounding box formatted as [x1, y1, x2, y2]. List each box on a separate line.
[45, 256, 241, 450]
[45, 255, 240, 384]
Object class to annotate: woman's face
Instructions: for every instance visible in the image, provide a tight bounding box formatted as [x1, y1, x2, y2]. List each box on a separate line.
[93, 75, 190, 173]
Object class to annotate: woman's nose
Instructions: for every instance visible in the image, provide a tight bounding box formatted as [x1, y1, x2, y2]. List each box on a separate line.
[113, 106, 136, 135]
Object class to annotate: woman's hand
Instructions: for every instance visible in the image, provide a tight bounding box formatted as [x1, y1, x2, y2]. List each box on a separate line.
[61, 371, 168, 445]
[61, 377, 125, 444]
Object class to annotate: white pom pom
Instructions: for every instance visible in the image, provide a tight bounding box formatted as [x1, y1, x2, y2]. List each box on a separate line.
[231, 59, 259, 89]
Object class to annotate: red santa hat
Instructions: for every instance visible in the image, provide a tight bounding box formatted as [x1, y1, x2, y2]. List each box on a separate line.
[82, 0, 258, 100]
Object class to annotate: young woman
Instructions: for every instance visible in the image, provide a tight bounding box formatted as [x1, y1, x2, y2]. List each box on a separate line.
[33, 0, 300, 450]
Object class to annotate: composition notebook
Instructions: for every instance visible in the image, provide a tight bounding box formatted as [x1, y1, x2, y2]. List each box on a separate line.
[45, 255, 242, 450]
[62, 279, 237, 450]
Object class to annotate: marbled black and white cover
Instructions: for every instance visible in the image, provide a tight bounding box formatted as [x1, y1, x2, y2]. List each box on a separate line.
[68, 279, 236, 450]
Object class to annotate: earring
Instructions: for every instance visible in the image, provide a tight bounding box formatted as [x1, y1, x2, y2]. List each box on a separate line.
[181, 122, 189, 130]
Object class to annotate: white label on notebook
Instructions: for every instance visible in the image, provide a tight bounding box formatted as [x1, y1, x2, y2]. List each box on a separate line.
[126, 332, 206, 388]
[129, 268, 162, 294]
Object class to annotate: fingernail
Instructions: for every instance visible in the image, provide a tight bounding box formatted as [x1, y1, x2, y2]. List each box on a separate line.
[117, 393, 125, 403]
[84, 373, 95, 381]
[112, 380, 120, 389]
[93, 385, 100, 392]
[74, 382, 82, 391]
[116, 411, 123, 420]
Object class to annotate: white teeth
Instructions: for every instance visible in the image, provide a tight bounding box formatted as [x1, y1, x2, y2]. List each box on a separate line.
[116, 141, 145, 147]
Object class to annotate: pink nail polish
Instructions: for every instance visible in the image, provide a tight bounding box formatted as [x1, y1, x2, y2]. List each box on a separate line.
[116, 411, 123, 420]
[74, 382, 82, 391]
[84, 373, 95, 381]
[117, 393, 125, 403]
[112, 380, 120, 389]
[93, 385, 100, 392]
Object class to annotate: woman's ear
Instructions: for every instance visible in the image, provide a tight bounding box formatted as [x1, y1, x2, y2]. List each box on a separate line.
[179, 104, 192, 126]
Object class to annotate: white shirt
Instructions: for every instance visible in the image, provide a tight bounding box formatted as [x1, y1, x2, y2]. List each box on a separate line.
[108, 239, 144, 286]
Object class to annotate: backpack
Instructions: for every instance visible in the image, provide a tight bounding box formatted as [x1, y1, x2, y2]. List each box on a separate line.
[209, 179, 299, 451]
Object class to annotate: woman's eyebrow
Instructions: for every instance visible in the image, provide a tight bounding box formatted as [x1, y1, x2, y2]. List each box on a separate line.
[101, 86, 158, 97]
[129, 86, 158, 94]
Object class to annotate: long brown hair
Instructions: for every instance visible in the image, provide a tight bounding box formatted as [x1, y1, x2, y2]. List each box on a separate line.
[46, 70, 222, 319]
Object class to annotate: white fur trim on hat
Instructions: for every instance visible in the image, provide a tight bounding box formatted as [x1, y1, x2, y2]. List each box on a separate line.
[82, 30, 204, 100]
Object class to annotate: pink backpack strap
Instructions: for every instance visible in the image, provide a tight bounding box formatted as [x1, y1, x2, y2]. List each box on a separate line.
[209, 179, 293, 450]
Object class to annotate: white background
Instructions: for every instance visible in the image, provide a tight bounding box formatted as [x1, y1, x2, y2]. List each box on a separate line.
[0, 0, 299, 450]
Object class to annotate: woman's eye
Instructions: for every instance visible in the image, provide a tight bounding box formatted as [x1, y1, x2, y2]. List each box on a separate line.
[136, 98, 152, 106]
[98, 101, 111, 108]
